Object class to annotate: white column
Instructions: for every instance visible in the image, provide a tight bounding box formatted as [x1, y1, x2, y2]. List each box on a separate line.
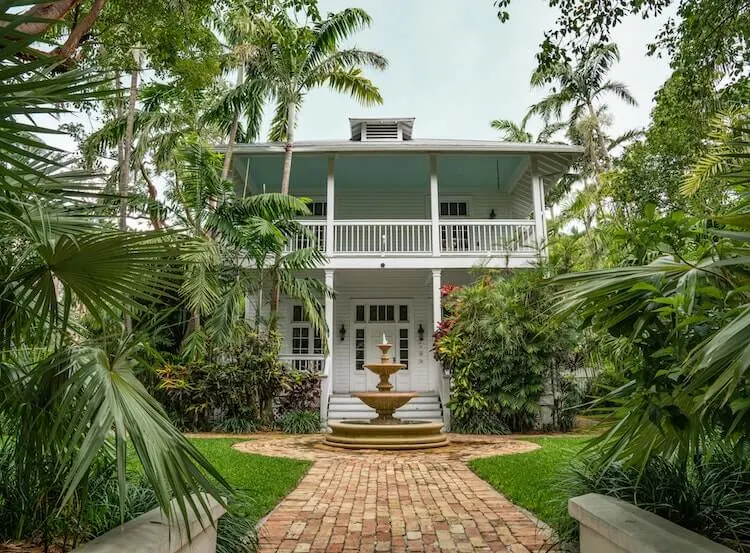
[530, 158, 546, 250]
[320, 269, 335, 423]
[431, 269, 441, 330]
[325, 156, 335, 255]
[429, 155, 440, 256]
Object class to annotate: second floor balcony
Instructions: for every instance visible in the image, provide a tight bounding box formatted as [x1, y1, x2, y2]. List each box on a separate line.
[285, 218, 537, 257]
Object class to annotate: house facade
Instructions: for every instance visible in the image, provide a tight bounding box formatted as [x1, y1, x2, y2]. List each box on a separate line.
[227, 118, 581, 425]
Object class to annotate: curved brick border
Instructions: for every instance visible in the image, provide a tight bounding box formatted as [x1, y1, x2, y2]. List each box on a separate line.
[232, 434, 554, 552]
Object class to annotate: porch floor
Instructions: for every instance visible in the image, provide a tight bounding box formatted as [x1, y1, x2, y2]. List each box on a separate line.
[235, 434, 553, 552]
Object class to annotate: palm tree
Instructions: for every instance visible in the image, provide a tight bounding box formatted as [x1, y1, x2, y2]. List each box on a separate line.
[527, 42, 637, 174]
[256, 8, 388, 194]
[0, 9, 228, 528]
[490, 117, 566, 143]
[170, 142, 331, 357]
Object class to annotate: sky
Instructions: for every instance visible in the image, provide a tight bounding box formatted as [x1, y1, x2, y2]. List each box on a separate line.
[266, 0, 673, 143]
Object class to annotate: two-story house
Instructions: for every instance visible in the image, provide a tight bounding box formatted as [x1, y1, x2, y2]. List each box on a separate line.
[226, 117, 581, 426]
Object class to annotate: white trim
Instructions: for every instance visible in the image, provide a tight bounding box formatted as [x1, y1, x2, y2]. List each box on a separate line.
[318, 255, 539, 270]
[219, 140, 583, 156]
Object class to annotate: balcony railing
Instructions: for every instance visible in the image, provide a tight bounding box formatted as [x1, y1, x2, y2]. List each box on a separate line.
[439, 221, 536, 254]
[280, 354, 324, 372]
[286, 219, 537, 256]
[335, 220, 432, 255]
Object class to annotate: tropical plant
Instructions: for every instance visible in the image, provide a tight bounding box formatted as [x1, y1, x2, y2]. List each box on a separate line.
[256, 7, 388, 193]
[551, 447, 750, 551]
[490, 116, 566, 143]
[0, 4, 229, 535]
[277, 409, 321, 434]
[168, 142, 329, 355]
[435, 270, 584, 433]
[552, 110, 750, 468]
[528, 42, 637, 174]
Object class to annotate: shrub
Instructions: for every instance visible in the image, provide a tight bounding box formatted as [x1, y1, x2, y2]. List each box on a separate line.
[212, 412, 261, 434]
[451, 411, 510, 435]
[435, 270, 584, 433]
[217, 513, 259, 553]
[154, 329, 286, 429]
[551, 449, 750, 551]
[277, 370, 321, 415]
[277, 410, 321, 434]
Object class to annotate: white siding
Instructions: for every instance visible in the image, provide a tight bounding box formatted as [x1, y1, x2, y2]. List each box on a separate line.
[286, 180, 526, 221]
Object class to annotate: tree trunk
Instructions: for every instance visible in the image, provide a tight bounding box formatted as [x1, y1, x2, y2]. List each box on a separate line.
[587, 100, 611, 172]
[57, 0, 106, 59]
[16, 1, 82, 36]
[120, 57, 139, 333]
[140, 162, 161, 230]
[279, 101, 296, 195]
[221, 65, 244, 180]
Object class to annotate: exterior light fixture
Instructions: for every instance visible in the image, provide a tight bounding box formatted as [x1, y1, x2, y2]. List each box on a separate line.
[339, 323, 346, 341]
[489, 209, 496, 219]
[418, 324, 425, 341]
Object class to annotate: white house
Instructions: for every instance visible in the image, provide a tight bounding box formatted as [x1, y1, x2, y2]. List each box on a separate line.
[227, 117, 581, 425]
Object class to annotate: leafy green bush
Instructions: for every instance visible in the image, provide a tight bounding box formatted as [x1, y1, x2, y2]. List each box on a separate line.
[212, 413, 261, 434]
[277, 370, 321, 415]
[435, 270, 584, 433]
[154, 329, 286, 429]
[277, 410, 321, 434]
[451, 411, 509, 435]
[551, 449, 750, 551]
[0, 439, 157, 550]
[217, 512, 258, 553]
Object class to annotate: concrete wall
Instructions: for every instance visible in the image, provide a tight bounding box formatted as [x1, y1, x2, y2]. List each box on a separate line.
[73, 496, 226, 553]
[569, 493, 735, 553]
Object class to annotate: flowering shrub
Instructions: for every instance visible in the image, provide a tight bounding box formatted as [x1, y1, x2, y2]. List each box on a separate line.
[434, 270, 582, 433]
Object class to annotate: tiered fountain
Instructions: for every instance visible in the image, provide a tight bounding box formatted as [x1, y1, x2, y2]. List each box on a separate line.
[324, 335, 449, 450]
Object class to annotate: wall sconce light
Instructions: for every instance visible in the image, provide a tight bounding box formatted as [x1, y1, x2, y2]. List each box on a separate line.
[339, 323, 346, 341]
[418, 324, 425, 341]
[489, 209, 496, 219]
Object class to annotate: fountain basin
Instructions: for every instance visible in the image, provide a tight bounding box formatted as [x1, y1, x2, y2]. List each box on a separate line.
[352, 391, 418, 418]
[324, 420, 449, 450]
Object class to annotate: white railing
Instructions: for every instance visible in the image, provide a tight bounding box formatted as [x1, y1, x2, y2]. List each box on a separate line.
[280, 354, 325, 372]
[334, 220, 432, 255]
[284, 221, 326, 253]
[439, 220, 537, 254]
[283, 219, 538, 256]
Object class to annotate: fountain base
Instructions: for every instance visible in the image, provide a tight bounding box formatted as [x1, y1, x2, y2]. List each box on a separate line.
[323, 420, 449, 450]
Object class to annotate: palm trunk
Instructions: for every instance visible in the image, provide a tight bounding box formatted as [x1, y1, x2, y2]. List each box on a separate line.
[221, 65, 244, 180]
[586, 100, 611, 173]
[120, 58, 139, 333]
[279, 101, 296, 195]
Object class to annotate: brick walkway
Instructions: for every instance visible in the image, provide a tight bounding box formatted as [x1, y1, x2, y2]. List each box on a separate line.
[233, 434, 555, 553]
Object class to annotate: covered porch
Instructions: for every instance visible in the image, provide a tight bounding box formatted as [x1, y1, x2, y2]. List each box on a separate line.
[277, 268, 475, 422]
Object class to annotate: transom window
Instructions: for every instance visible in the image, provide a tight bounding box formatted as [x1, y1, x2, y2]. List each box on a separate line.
[440, 201, 468, 217]
[355, 304, 408, 323]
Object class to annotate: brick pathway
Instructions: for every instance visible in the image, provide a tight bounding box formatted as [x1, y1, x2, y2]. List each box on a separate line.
[233, 434, 555, 553]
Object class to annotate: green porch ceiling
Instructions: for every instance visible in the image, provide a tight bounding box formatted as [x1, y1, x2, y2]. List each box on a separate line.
[233, 153, 530, 195]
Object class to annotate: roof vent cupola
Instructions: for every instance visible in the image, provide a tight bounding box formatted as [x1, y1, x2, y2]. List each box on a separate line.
[349, 117, 415, 142]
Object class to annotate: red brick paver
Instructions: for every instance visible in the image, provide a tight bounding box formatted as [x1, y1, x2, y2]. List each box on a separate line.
[234, 434, 553, 553]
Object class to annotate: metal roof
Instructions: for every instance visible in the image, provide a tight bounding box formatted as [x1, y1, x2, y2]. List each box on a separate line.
[221, 138, 582, 157]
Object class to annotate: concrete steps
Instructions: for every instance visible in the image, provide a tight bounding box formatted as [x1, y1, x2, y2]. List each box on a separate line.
[327, 394, 443, 422]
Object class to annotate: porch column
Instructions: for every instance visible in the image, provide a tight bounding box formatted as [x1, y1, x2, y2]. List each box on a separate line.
[325, 156, 335, 255]
[530, 157, 546, 250]
[320, 269, 335, 423]
[430, 155, 440, 256]
[431, 269, 441, 330]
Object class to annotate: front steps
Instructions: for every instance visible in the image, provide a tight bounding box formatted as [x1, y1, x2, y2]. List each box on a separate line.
[327, 394, 443, 423]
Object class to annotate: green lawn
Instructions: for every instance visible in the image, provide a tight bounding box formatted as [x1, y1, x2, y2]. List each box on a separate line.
[470, 436, 590, 524]
[189, 438, 311, 523]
